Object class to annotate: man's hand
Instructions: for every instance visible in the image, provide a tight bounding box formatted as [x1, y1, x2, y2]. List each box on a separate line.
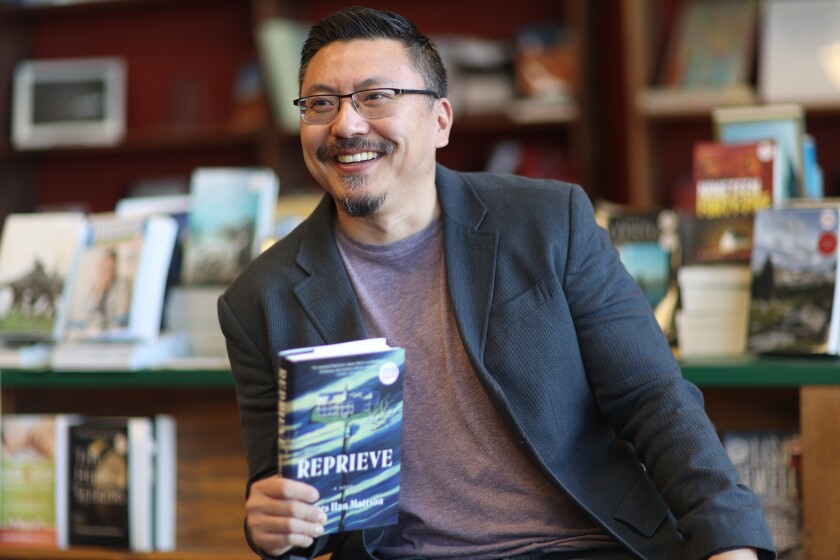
[708, 548, 759, 560]
[247, 475, 327, 556]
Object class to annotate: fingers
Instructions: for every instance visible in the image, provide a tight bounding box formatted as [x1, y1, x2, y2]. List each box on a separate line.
[247, 475, 328, 556]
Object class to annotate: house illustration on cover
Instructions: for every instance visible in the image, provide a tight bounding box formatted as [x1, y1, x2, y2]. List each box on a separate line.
[314, 388, 379, 421]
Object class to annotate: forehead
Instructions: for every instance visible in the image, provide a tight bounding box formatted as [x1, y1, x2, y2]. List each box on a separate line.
[301, 38, 421, 93]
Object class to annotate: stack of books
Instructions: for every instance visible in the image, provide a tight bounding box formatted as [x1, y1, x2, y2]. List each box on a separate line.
[676, 264, 752, 357]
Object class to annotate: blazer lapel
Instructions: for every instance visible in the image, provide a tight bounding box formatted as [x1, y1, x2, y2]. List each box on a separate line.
[292, 195, 368, 345]
[437, 165, 499, 364]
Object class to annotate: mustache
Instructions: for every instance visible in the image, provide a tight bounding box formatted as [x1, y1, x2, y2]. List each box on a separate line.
[316, 137, 396, 162]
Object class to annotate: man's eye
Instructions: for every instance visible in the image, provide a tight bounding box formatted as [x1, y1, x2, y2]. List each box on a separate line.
[359, 91, 393, 105]
[308, 97, 336, 112]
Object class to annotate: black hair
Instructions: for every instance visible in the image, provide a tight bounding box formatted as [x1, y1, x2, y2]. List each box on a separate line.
[299, 6, 448, 98]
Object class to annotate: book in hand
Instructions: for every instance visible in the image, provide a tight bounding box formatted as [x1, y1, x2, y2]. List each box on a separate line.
[0, 212, 87, 343]
[181, 167, 279, 285]
[0, 413, 80, 548]
[747, 205, 840, 354]
[278, 338, 404, 534]
[62, 213, 178, 342]
[66, 415, 176, 552]
[722, 430, 802, 555]
[685, 140, 776, 264]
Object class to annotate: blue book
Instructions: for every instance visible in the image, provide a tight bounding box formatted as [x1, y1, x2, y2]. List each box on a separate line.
[278, 339, 404, 533]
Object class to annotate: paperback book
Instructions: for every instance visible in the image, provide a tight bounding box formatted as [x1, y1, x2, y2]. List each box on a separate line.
[278, 338, 404, 534]
[62, 213, 178, 342]
[685, 140, 776, 264]
[181, 167, 279, 285]
[747, 206, 840, 354]
[0, 212, 87, 342]
[66, 415, 176, 552]
[0, 414, 79, 548]
[722, 430, 802, 555]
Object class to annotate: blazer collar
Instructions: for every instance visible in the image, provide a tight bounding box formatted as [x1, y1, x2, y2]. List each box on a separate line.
[292, 164, 498, 358]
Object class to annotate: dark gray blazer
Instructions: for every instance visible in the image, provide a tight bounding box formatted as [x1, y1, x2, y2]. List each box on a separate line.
[218, 164, 775, 560]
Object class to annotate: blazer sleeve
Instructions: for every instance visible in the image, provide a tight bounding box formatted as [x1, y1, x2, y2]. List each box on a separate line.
[561, 186, 775, 559]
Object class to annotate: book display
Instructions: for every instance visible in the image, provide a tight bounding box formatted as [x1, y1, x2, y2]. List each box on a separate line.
[181, 167, 279, 286]
[747, 205, 840, 355]
[722, 430, 803, 556]
[278, 339, 405, 534]
[685, 140, 775, 265]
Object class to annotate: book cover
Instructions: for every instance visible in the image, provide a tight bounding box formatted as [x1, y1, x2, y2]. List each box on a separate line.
[747, 206, 840, 354]
[685, 140, 776, 264]
[63, 213, 178, 342]
[66, 416, 156, 552]
[595, 202, 679, 314]
[0, 414, 78, 548]
[659, 0, 758, 89]
[722, 430, 802, 555]
[278, 339, 404, 534]
[0, 212, 87, 342]
[181, 167, 279, 285]
[50, 330, 190, 371]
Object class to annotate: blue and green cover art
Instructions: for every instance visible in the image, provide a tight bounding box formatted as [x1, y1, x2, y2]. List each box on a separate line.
[278, 342, 404, 533]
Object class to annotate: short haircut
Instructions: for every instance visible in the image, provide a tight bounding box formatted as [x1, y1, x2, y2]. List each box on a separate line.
[299, 6, 448, 98]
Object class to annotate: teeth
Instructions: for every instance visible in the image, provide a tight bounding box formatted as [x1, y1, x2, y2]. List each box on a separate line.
[337, 152, 379, 163]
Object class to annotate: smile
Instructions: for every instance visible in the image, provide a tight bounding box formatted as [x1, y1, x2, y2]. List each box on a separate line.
[336, 152, 380, 164]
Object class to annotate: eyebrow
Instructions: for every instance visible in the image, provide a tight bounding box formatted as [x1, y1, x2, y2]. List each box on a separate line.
[302, 77, 394, 96]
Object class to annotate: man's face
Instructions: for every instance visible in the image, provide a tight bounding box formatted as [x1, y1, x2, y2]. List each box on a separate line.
[299, 38, 451, 218]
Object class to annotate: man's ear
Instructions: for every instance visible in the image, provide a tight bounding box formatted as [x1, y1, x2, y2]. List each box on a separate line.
[434, 97, 453, 149]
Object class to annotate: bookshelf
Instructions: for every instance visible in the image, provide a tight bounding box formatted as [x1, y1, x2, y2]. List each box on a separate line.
[0, 0, 597, 218]
[0, 0, 594, 557]
[619, 0, 840, 209]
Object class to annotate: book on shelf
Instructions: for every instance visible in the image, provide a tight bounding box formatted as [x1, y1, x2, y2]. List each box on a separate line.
[181, 167, 279, 285]
[256, 18, 309, 133]
[278, 338, 404, 534]
[659, 0, 758, 90]
[0, 212, 87, 343]
[595, 201, 680, 336]
[722, 430, 802, 556]
[50, 330, 190, 371]
[759, 0, 840, 105]
[114, 193, 191, 287]
[684, 139, 776, 265]
[0, 413, 80, 549]
[164, 285, 227, 358]
[712, 103, 806, 201]
[747, 205, 840, 355]
[66, 415, 176, 552]
[62, 213, 178, 343]
[514, 22, 578, 101]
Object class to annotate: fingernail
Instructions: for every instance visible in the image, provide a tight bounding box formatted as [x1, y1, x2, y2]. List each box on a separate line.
[317, 511, 328, 524]
[313, 524, 325, 536]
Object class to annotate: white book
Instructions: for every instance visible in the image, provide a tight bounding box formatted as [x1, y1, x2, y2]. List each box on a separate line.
[0, 212, 88, 342]
[50, 331, 189, 371]
[63, 213, 178, 342]
[154, 415, 177, 552]
[181, 167, 279, 285]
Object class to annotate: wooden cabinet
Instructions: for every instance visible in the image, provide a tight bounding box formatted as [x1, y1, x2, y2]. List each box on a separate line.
[0, 0, 597, 219]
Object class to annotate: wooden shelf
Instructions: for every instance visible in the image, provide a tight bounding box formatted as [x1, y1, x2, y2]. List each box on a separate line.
[680, 354, 840, 387]
[0, 547, 248, 560]
[0, 367, 235, 388]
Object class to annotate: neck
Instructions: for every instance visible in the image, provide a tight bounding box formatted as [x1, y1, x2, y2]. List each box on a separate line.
[335, 181, 440, 245]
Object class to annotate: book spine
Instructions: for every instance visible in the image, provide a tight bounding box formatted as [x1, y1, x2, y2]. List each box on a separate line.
[278, 364, 290, 467]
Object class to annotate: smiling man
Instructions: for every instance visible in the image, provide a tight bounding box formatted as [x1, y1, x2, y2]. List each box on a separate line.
[218, 6, 775, 560]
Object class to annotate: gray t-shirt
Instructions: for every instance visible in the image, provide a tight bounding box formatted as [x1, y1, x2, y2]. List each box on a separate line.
[336, 217, 619, 559]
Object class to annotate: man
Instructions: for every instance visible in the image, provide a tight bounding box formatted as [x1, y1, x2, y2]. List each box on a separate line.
[218, 6, 775, 560]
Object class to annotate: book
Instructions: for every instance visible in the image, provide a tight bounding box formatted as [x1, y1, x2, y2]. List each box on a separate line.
[747, 205, 840, 354]
[63, 213, 178, 342]
[0, 212, 87, 342]
[256, 18, 309, 133]
[181, 167, 279, 285]
[722, 430, 802, 555]
[659, 0, 758, 90]
[759, 0, 840, 105]
[685, 140, 776, 264]
[595, 202, 679, 322]
[164, 286, 226, 357]
[50, 330, 189, 371]
[66, 415, 176, 552]
[278, 338, 404, 534]
[712, 103, 806, 201]
[0, 413, 79, 548]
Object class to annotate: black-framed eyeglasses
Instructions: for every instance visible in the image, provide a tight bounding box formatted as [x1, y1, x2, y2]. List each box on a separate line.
[292, 88, 441, 125]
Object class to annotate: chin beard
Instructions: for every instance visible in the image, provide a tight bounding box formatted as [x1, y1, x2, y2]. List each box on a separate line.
[339, 193, 386, 218]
